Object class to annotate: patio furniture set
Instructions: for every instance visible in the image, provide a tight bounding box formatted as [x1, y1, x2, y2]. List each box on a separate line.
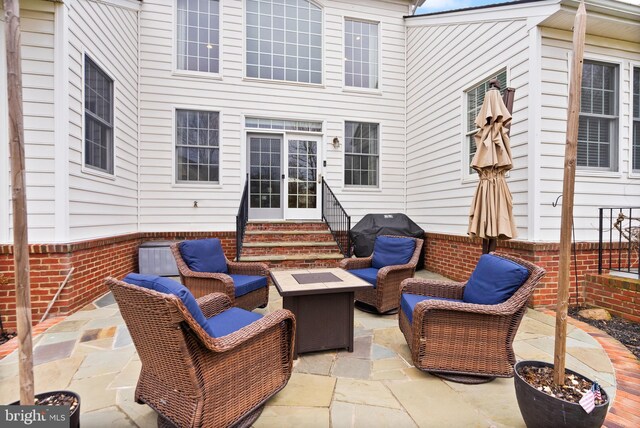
[106, 235, 545, 427]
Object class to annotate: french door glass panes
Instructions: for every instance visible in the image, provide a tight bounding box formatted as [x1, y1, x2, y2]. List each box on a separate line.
[288, 140, 317, 209]
[577, 60, 618, 170]
[249, 137, 282, 209]
[176, 0, 220, 73]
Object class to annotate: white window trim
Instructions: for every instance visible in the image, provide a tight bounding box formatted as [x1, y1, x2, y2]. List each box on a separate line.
[242, 0, 326, 87]
[460, 66, 510, 184]
[81, 51, 117, 180]
[171, 105, 224, 189]
[172, 0, 224, 80]
[574, 53, 624, 176]
[629, 61, 640, 179]
[341, 15, 382, 95]
[341, 119, 382, 191]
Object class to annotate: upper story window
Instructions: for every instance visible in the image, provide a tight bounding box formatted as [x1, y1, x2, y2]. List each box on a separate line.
[344, 19, 378, 89]
[344, 121, 379, 187]
[176, 0, 220, 73]
[633, 67, 639, 173]
[465, 70, 507, 174]
[578, 60, 618, 171]
[246, 0, 322, 84]
[84, 56, 114, 175]
[176, 109, 220, 183]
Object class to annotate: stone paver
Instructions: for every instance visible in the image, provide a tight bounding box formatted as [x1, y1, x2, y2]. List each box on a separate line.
[0, 271, 631, 427]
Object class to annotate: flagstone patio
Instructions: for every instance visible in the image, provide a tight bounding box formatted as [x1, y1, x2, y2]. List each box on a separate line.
[0, 270, 619, 427]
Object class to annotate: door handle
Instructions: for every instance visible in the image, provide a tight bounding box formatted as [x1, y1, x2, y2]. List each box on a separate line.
[282, 174, 285, 180]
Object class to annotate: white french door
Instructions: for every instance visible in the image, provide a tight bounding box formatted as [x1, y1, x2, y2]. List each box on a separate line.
[285, 135, 321, 220]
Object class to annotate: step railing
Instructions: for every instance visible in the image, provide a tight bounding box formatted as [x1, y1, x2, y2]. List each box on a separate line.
[321, 178, 351, 257]
[236, 174, 249, 261]
[598, 207, 640, 279]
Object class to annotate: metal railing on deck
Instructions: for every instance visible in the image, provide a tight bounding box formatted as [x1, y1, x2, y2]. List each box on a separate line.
[236, 174, 249, 261]
[321, 178, 351, 257]
[598, 207, 640, 279]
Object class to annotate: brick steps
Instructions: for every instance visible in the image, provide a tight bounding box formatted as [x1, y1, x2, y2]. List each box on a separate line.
[241, 221, 344, 268]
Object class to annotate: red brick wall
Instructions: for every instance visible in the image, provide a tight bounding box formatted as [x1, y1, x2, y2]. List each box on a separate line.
[0, 232, 235, 330]
[584, 274, 640, 323]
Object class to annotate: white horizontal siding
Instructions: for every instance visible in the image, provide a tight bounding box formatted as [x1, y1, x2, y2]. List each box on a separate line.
[139, 0, 410, 231]
[67, 0, 139, 241]
[538, 27, 640, 241]
[405, 18, 531, 238]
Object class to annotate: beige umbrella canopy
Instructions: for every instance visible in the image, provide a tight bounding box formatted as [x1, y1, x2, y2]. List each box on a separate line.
[468, 88, 517, 242]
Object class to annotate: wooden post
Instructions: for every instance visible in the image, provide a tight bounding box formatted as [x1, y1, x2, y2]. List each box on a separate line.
[553, 1, 587, 386]
[4, 0, 35, 404]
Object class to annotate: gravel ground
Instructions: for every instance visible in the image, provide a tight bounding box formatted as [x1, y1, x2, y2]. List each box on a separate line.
[569, 307, 640, 359]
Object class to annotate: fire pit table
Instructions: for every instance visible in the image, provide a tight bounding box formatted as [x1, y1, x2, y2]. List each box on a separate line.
[270, 268, 373, 358]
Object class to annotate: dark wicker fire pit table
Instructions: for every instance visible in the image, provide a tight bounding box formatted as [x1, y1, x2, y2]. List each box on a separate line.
[270, 268, 373, 358]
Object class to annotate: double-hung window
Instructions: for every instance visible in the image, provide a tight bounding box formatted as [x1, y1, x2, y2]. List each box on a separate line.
[84, 56, 114, 175]
[344, 121, 379, 187]
[464, 70, 507, 174]
[246, 0, 323, 84]
[344, 19, 378, 89]
[633, 67, 639, 173]
[175, 109, 220, 183]
[577, 60, 618, 171]
[176, 0, 220, 73]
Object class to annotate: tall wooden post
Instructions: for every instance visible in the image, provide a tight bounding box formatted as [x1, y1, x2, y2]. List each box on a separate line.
[553, 1, 587, 386]
[4, 0, 35, 404]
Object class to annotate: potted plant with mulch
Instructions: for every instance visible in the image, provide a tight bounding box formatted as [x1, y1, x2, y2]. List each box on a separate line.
[3, 2, 80, 427]
[513, 3, 609, 427]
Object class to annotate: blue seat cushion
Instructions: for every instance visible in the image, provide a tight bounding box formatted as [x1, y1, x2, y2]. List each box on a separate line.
[462, 254, 530, 305]
[229, 274, 268, 297]
[180, 238, 228, 274]
[371, 236, 416, 269]
[349, 268, 379, 287]
[205, 307, 263, 338]
[123, 273, 215, 337]
[401, 293, 462, 323]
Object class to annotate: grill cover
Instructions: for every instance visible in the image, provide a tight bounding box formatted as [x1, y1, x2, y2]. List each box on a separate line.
[350, 214, 425, 268]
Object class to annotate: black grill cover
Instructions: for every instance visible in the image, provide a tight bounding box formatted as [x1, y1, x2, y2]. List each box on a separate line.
[350, 213, 425, 269]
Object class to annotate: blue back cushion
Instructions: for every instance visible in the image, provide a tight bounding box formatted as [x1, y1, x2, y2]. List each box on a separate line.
[401, 293, 461, 323]
[372, 236, 416, 269]
[348, 268, 379, 288]
[180, 238, 228, 274]
[462, 254, 530, 305]
[205, 307, 263, 338]
[123, 273, 215, 337]
[229, 274, 268, 297]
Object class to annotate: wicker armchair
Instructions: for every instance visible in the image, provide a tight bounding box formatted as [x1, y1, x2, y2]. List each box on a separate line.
[339, 235, 424, 314]
[106, 277, 295, 428]
[171, 240, 269, 311]
[399, 253, 545, 383]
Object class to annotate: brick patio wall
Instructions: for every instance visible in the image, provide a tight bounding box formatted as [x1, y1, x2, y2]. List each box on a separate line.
[0, 232, 235, 330]
[584, 273, 640, 323]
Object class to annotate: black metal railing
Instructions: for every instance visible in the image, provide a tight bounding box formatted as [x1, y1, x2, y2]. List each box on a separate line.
[598, 207, 639, 279]
[236, 174, 249, 261]
[321, 178, 351, 257]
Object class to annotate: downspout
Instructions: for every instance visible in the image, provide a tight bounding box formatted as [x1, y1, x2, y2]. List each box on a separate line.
[136, 4, 141, 235]
[403, 12, 408, 214]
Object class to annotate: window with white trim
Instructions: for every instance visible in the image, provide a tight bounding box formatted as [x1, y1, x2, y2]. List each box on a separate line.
[175, 109, 220, 183]
[344, 19, 378, 89]
[245, 0, 322, 84]
[176, 0, 220, 73]
[464, 70, 507, 174]
[578, 60, 618, 170]
[84, 56, 114, 174]
[633, 67, 639, 173]
[344, 121, 378, 187]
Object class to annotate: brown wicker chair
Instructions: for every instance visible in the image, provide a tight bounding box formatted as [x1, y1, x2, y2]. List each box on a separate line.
[339, 235, 424, 314]
[106, 277, 295, 428]
[171, 241, 269, 311]
[398, 253, 546, 384]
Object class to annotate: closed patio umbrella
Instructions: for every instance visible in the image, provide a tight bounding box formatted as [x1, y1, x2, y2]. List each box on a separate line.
[468, 86, 517, 251]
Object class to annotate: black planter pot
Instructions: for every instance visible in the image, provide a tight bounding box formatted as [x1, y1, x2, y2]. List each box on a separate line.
[10, 390, 80, 428]
[514, 361, 609, 428]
